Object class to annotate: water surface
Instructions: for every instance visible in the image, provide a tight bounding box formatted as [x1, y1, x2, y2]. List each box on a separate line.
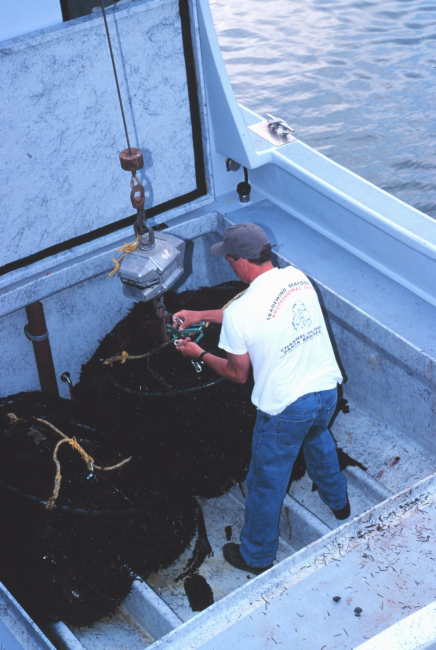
[210, 0, 436, 218]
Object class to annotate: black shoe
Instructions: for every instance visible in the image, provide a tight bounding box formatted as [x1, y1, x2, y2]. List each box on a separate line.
[331, 494, 351, 520]
[223, 543, 272, 575]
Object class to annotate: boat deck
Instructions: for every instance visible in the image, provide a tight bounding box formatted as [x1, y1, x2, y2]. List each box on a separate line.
[49, 396, 436, 649]
[0, 583, 55, 650]
[187, 477, 436, 650]
[148, 492, 292, 622]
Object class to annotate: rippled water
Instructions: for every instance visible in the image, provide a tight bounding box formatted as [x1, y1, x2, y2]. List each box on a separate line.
[210, 0, 436, 218]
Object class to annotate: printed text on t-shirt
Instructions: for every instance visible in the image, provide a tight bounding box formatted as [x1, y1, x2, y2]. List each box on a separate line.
[279, 326, 322, 358]
[266, 280, 313, 321]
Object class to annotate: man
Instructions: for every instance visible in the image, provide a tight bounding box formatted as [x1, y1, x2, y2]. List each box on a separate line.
[173, 222, 349, 575]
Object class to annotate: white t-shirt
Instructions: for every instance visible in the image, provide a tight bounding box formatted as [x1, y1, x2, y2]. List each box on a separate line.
[219, 266, 343, 416]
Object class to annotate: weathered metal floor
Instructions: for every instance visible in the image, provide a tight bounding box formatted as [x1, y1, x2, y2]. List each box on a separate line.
[47, 395, 436, 649]
[180, 476, 436, 650]
[147, 492, 293, 623]
[71, 608, 154, 650]
[0, 582, 56, 650]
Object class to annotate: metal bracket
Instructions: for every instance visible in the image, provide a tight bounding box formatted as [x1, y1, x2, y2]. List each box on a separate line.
[24, 324, 48, 342]
[225, 158, 241, 172]
[60, 372, 73, 390]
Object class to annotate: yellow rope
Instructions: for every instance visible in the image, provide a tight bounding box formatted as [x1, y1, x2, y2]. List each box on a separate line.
[103, 340, 173, 367]
[108, 234, 140, 278]
[221, 289, 246, 310]
[46, 438, 69, 510]
[103, 350, 149, 367]
[6, 415, 132, 510]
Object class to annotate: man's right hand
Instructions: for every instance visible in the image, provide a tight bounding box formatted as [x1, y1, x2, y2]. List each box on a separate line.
[172, 310, 201, 332]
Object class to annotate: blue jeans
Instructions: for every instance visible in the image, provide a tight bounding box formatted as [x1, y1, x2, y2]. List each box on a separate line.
[240, 387, 347, 567]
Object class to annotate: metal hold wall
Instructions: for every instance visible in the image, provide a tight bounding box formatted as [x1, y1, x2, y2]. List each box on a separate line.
[0, 212, 233, 399]
[0, 0, 203, 271]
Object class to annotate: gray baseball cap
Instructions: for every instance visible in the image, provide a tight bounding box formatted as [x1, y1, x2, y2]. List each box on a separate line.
[210, 223, 271, 259]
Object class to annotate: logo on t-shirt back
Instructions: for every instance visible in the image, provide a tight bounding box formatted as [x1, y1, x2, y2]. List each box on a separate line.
[266, 278, 314, 321]
[292, 301, 312, 331]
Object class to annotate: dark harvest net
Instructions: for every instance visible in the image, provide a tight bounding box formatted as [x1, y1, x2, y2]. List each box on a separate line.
[74, 281, 256, 498]
[0, 282, 256, 627]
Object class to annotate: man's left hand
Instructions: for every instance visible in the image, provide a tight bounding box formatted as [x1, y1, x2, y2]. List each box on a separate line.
[174, 337, 204, 359]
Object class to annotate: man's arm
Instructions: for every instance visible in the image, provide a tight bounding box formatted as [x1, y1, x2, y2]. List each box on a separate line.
[203, 350, 250, 384]
[175, 338, 250, 384]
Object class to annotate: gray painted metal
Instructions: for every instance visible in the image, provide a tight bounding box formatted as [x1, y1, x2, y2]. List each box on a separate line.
[1, 0, 436, 647]
[70, 608, 154, 649]
[146, 492, 293, 624]
[343, 465, 393, 503]
[122, 580, 182, 639]
[0, 620, 30, 650]
[280, 495, 331, 550]
[2, 204, 436, 646]
[49, 572, 181, 649]
[0, 0, 210, 266]
[0, 582, 56, 650]
[354, 602, 436, 650]
[150, 473, 436, 649]
[50, 622, 87, 650]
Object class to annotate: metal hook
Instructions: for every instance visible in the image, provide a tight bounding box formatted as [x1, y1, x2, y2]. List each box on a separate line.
[60, 372, 73, 390]
[191, 360, 203, 373]
[60, 371, 75, 399]
[87, 461, 95, 480]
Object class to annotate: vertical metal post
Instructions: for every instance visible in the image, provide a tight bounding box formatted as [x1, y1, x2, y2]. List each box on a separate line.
[25, 302, 59, 397]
